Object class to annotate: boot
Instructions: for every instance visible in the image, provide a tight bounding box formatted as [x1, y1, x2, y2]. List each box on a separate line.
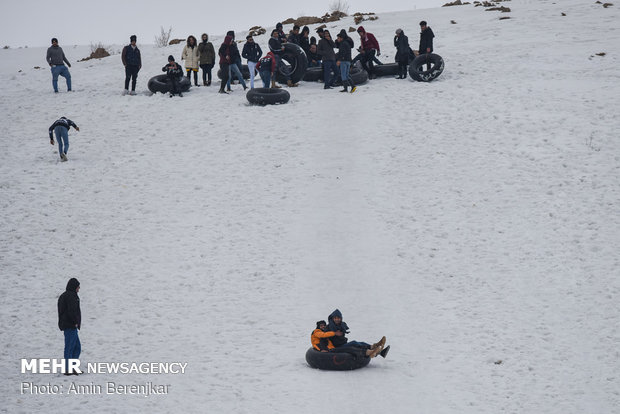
[371, 336, 386, 350]
[366, 346, 383, 358]
[380, 345, 390, 358]
[271, 79, 281, 89]
[203, 81, 207, 86]
[218, 88, 227, 94]
[340, 81, 349, 93]
[287, 80, 295, 87]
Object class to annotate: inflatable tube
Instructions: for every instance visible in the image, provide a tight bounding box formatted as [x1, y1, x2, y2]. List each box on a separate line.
[217, 64, 252, 80]
[409, 53, 444, 82]
[148, 74, 191, 94]
[275, 43, 308, 84]
[246, 88, 290, 105]
[372, 63, 399, 77]
[302, 67, 323, 82]
[305, 348, 371, 371]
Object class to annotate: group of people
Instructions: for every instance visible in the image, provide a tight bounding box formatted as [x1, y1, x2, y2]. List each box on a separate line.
[311, 309, 390, 359]
[45, 20, 434, 96]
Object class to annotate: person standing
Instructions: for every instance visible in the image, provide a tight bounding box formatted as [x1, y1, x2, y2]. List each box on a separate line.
[198, 33, 216, 86]
[299, 26, 311, 55]
[317, 30, 336, 89]
[218, 35, 233, 94]
[225, 31, 248, 91]
[49, 117, 79, 162]
[182, 35, 200, 86]
[336, 31, 356, 93]
[121, 35, 142, 95]
[46, 38, 72, 93]
[356, 26, 381, 79]
[394, 29, 410, 79]
[58, 278, 81, 375]
[418, 21, 434, 56]
[242, 35, 262, 89]
[287, 25, 301, 45]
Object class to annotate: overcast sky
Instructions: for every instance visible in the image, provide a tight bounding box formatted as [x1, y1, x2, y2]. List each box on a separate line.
[1, 0, 445, 47]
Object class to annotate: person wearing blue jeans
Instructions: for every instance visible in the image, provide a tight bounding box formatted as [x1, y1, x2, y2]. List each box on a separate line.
[257, 51, 277, 88]
[49, 117, 79, 162]
[225, 31, 247, 91]
[58, 278, 81, 375]
[46, 38, 72, 93]
[336, 31, 356, 93]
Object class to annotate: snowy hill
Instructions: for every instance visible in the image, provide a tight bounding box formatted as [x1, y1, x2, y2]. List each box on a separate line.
[1, 1, 619, 413]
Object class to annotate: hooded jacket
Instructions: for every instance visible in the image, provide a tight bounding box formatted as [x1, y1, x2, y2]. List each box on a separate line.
[198, 34, 216, 65]
[326, 309, 349, 347]
[357, 26, 380, 53]
[394, 31, 410, 62]
[256, 51, 277, 73]
[182, 36, 200, 69]
[58, 278, 81, 331]
[219, 36, 233, 65]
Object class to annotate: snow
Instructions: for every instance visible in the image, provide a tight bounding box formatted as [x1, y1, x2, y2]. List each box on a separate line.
[1, 0, 620, 413]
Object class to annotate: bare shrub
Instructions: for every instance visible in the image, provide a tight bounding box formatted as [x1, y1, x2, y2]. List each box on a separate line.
[155, 26, 173, 48]
[329, 0, 350, 15]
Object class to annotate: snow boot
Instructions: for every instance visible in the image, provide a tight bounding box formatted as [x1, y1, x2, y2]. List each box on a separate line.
[380, 345, 390, 358]
[371, 336, 386, 350]
[366, 346, 383, 358]
[271, 79, 281, 89]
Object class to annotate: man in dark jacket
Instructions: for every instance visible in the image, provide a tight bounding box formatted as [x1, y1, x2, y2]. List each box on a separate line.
[46, 38, 72, 93]
[287, 25, 301, 45]
[394, 29, 410, 79]
[242, 35, 263, 89]
[327, 309, 388, 357]
[49, 117, 79, 162]
[226, 31, 248, 91]
[336, 31, 357, 93]
[162, 55, 184, 97]
[299, 26, 311, 55]
[268, 29, 291, 87]
[218, 36, 233, 94]
[121, 35, 142, 95]
[58, 278, 81, 375]
[317, 30, 336, 89]
[419, 21, 435, 71]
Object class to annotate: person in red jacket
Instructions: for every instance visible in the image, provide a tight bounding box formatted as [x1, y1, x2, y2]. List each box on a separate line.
[256, 51, 277, 88]
[356, 26, 380, 79]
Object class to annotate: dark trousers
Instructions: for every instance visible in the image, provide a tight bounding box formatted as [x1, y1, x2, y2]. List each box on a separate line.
[323, 60, 337, 86]
[360, 49, 377, 76]
[124, 65, 139, 91]
[200, 63, 214, 84]
[219, 63, 229, 91]
[186, 69, 198, 85]
[167, 74, 181, 94]
[398, 61, 408, 78]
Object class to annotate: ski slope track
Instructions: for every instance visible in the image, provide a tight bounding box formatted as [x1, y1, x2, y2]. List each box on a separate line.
[1, 0, 619, 412]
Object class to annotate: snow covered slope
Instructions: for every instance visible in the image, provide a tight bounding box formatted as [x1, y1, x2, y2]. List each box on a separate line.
[1, 1, 619, 413]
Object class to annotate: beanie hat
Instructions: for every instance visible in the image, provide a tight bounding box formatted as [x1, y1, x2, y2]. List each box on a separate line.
[276, 22, 283, 29]
[395, 29, 403, 35]
[227, 30, 235, 39]
[420, 21, 427, 27]
[316, 320, 327, 328]
[51, 38, 58, 44]
[168, 55, 175, 62]
[130, 35, 137, 42]
[246, 34, 253, 40]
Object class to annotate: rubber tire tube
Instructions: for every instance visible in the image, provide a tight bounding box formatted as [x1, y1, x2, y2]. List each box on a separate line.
[246, 87, 291, 105]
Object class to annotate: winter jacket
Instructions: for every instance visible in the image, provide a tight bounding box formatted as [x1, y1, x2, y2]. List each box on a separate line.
[198, 36, 216, 65]
[49, 117, 78, 140]
[419, 27, 435, 54]
[317, 38, 336, 61]
[256, 51, 277, 73]
[46, 45, 70, 66]
[242, 42, 263, 63]
[311, 328, 336, 351]
[277, 29, 287, 43]
[287, 32, 301, 45]
[326, 309, 349, 347]
[162, 62, 183, 77]
[394, 32, 410, 63]
[219, 36, 233, 65]
[182, 43, 200, 69]
[357, 27, 380, 53]
[299, 36, 310, 55]
[121, 44, 142, 67]
[307, 48, 321, 63]
[58, 278, 81, 331]
[336, 37, 352, 62]
[268, 37, 284, 55]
